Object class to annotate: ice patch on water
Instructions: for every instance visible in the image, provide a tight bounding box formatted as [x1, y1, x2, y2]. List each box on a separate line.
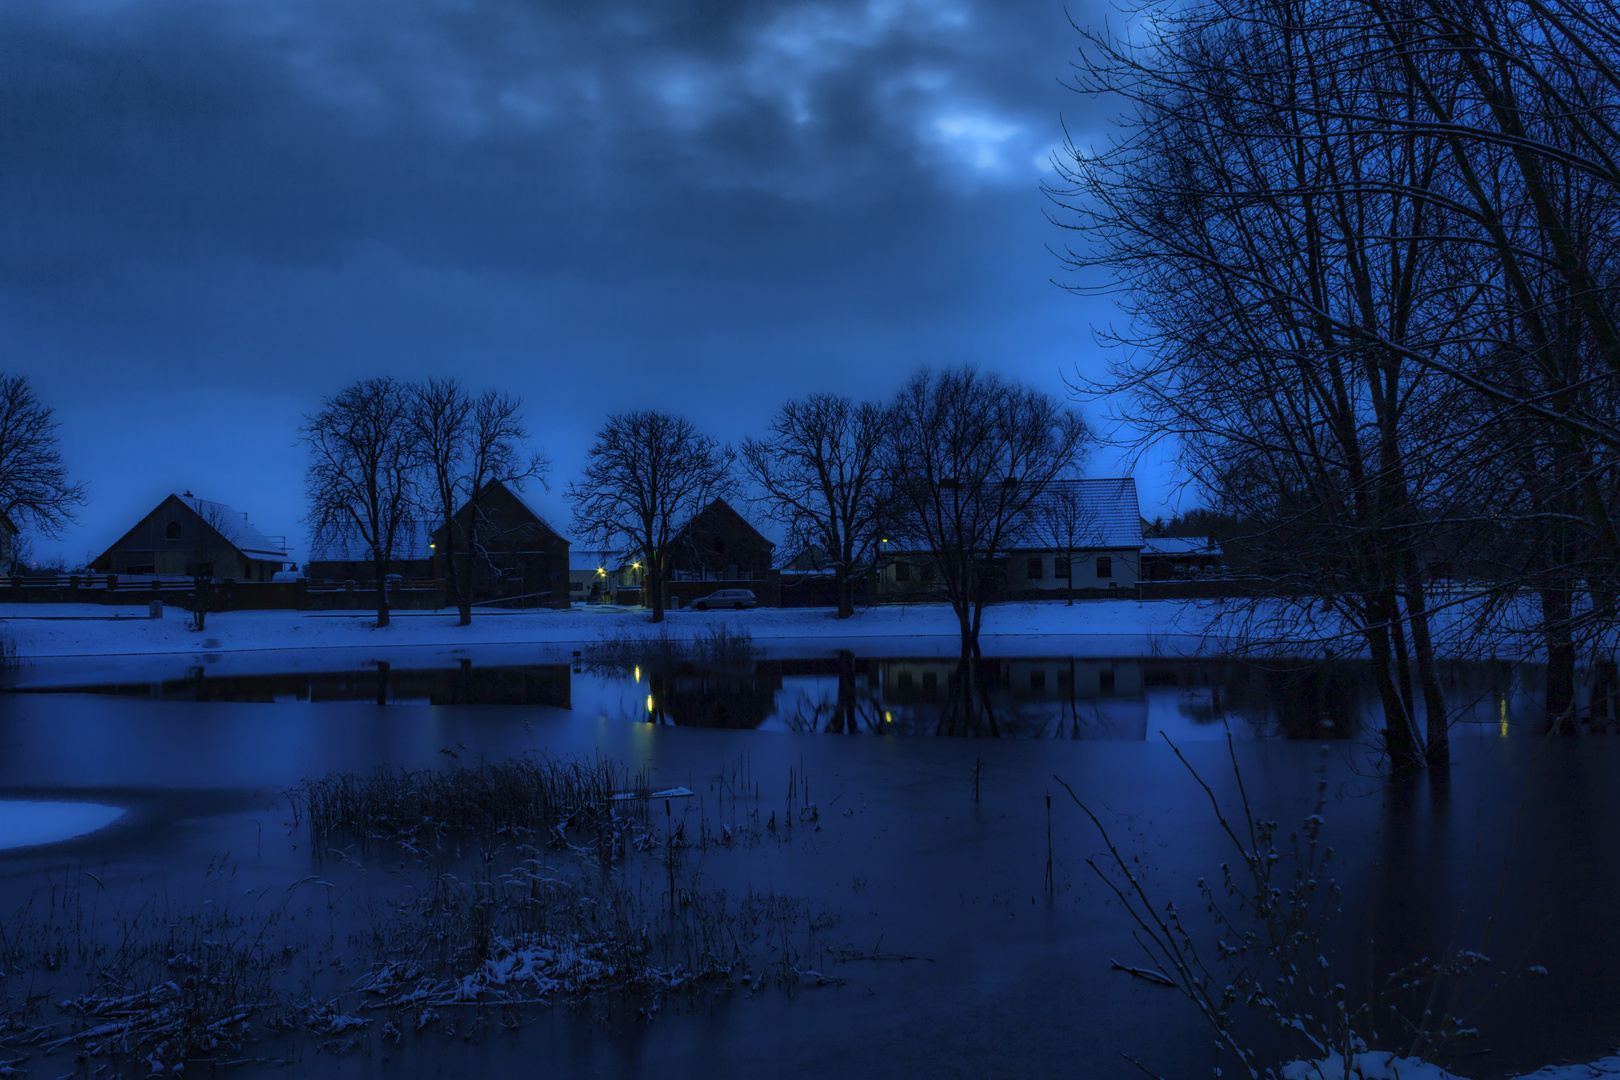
[0, 801, 123, 850]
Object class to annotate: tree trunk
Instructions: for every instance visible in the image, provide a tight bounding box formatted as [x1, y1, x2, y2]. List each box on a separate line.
[439, 529, 463, 621]
[1066, 549, 1074, 606]
[373, 554, 391, 627]
[835, 565, 854, 619]
[1401, 557, 1449, 767]
[1366, 601, 1420, 770]
[647, 560, 665, 623]
[458, 502, 479, 626]
[1541, 585, 1577, 733]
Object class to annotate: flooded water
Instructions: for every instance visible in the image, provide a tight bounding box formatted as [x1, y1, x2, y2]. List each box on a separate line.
[0, 645, 1610, 1079]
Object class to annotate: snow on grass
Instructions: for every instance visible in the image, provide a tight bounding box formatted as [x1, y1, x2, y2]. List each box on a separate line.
[0, 600, 1235, 660]
[0, 595, 1553, 663]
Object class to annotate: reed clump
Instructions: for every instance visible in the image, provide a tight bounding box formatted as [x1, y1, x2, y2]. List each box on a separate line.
[585, 624, 759, 678]
[292, 754, 631, 846]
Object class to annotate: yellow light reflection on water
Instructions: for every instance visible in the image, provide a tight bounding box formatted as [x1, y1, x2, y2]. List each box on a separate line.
[646, 694, 655, 713]
[634, 665, 641, 683]
[884, 711, 892, 723]
[1501, 697, 1508, 738]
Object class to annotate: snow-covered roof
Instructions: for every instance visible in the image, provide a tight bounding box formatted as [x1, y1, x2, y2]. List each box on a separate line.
[496, 482, 564, 538]
[178, 494, 287, 560]
[1012, 477, 1144, 550]
[307, 521, 434, 562]
[1142, 536, 1222, 557]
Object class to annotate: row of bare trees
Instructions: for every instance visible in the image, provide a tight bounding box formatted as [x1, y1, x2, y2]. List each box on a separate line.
[1053, 0, 1620, 767]
[301, 377, 546, 627]
[568, 367, 1090, 659]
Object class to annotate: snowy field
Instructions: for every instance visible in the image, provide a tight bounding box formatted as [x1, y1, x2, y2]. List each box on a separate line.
[0, 597, 1541, 662]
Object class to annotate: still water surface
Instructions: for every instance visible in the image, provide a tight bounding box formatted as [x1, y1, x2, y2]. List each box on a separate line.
[0, 646, 1609, 1079]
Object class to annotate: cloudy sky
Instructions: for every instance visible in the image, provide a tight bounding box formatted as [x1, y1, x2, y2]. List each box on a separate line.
[2, 0, 1178, 565]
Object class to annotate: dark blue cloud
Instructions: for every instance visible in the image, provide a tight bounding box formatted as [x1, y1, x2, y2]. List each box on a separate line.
[0, 0, 1165, 562]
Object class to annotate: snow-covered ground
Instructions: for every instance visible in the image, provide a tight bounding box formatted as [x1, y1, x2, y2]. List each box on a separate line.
[0, 600, 1241, 660]
[0, 594, 1555, 664]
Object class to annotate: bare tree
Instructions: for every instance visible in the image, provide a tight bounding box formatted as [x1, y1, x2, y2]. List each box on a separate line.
[410, 379, 548, 626]
[301, 378, 417, 627]
[0, 374, 86, 544]
[740, 394, 886, 619]
[883, 367, 1090, 659]
[181, 498, 240, 632]
[566, 412, 735, 624]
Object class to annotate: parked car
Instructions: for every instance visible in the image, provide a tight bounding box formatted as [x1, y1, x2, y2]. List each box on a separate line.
[693, 588, 758, 611]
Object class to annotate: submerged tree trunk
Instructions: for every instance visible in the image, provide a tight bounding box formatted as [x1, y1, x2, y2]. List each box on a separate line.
[1402, 557, 1450, 767]
[1366, 598, 1420, 770]
[1541, 585, 1577, 733]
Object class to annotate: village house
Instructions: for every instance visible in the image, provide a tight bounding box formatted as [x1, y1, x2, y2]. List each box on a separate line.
[665, 498, 776, 608]
[877, 477, 1145, 599]
[667, 498, 774, 582]
[569, 549, 641, 604]
[90, 492, 290, 582]
[430, 481, 570, 609]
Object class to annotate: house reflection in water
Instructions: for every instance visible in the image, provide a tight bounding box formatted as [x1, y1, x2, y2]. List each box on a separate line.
[875, 658, 1149, 738]
[646, 665, 785, 729]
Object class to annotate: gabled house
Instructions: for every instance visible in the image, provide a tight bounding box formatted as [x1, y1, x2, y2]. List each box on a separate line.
[431, 481, 570, 609]
[1007, 477, 1144, 595]
[667, 498, 774, 582]
[90, 492, 290, 582]
[305, 522, 434, 583]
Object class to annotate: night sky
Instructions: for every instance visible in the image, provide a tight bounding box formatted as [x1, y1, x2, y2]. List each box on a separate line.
[2, 0, 1176, 566]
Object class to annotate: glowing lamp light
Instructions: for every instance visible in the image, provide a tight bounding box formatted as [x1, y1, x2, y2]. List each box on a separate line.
[646, 695, 655, 713]
[634, 665, 641, 683]
[884, 711, 893, 723]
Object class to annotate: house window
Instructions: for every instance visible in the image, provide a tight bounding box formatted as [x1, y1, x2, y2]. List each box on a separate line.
[1030, 670, 1046, 692]
[1027, 557, 1043, 580]
[166, 521, 182, 540]
[1100, 669, 1116, 694]
[1055, 556, 1070, 578]
[713, 537, 726, 554]
[1096, 556, 1113, 579]
[895, 562, 912, 583]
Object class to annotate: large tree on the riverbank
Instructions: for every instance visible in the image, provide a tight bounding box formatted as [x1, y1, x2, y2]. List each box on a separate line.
[0, 373, 86, 562]
[302, 377, 417, 627]
[741, 393, 887, 619]
[409, 379, 548, 627]
[566, 411, 735, 624]
[882, 367, 1089, 660]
